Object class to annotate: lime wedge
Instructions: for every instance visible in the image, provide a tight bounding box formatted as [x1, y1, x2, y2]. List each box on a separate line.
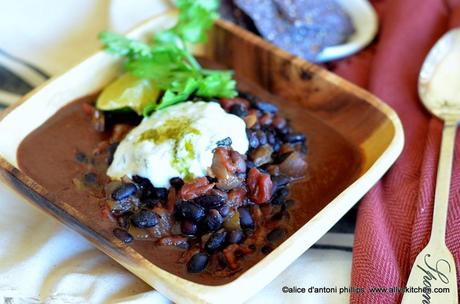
[96, 73, 160, 115]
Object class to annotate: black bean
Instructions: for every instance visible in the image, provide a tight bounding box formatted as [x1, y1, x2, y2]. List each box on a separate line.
[112, 183, 138, 201]
[272, 140, 281, 152]
[271, 187, 289, 205]
[113, 228, 134, 243]
[208, 176, 219, 184]
[75, 151, 88, 163]
[109, 199, 133, 213]
[271, 175, 292, 188]
[193, 195, 225, 209]
[238, 207, 254, 229]
[216, 137, 233, 147]
[229, 104, 248, 117]
[226, 230, 244, 244]
[181, 220, 198, 235]
[187, 253, 209, 273]
[218, 205, 230, 218]
[283, 132, 306, 144]
[132, 175, 155, 198]
[247, 130, 259, 149]
[131, 209, 158, 228]
[254, 101, 278, 114]
[169, 177, 184, 189]
[267, 130, 276, 146]
[261, 246, 272, 254]
[256, 130, 268, 146]
[153, 187, 168, 200]
[83, 172, 97, 185]
[176, 201, 206, 222]
[203, 209, 223, 231]
[267, 227, 285, 243]
[205, 231, 227, 252]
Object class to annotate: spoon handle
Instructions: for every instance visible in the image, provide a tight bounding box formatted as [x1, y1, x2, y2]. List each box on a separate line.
[430, 120, 458, 245]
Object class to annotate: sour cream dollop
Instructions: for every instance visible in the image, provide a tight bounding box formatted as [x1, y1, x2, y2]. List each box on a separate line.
[107, 101, 248, 188]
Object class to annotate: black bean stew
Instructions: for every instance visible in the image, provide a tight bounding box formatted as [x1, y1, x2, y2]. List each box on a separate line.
[17, 84, 362, 285]
[92, 92, 308, 276]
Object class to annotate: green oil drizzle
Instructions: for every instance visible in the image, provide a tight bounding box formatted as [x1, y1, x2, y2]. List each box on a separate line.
[137, 118, 200, 180]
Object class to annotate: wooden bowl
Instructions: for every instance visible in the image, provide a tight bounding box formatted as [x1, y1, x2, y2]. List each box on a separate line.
[0, 11, 404, 304]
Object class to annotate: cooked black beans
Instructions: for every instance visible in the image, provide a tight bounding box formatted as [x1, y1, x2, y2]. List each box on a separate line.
[131, 209, 159, 228]
[176, 201, 206, 222]
[169, 177, 184, 189]
[216, 137, 233, 147]
[261, 245, 272, 254]
[75, 151, 88, 163]
[267, 227, 285, 243]
[205, 231, 227, 252]
[193, 195, 225, 209]
[112, 183, 137, 201]
[181, 220, 198, 235]
[284, 132, 306, 143]
[271, 187, 289, 205]
[153, 187, 168, 200]
[266, 130, 276, 146]
[238, 207, 254, 229]
[247, 130, 259, 149]
[113, 228, 134, 243]
[132, 175, 155, 198]
[218, 205, 230, 217]
[83, 172, 97, 185]
[203, 209, 223, 231]
[256, 130, 268, 146]
[229, 104, 248, 117]
[226, 229, 244, 244]
[187, 252, 209, 273]
[110, 199, 134, 213]
[254, 101, 278, 114]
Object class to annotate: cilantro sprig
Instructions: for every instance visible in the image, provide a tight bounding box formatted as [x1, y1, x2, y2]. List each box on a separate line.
[99, 0, 237, 116]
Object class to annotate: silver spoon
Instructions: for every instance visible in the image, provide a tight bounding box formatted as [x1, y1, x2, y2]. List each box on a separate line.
[402, 29, 460, 304]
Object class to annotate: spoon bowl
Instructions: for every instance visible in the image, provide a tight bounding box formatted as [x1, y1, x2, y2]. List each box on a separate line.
[419, 28, 460, 120]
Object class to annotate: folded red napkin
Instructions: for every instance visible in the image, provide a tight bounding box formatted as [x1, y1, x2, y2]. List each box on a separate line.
[330, 0, 460, 303]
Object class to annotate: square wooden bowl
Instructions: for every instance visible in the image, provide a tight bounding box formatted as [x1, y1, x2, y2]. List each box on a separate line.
[0, 11, 403, 304]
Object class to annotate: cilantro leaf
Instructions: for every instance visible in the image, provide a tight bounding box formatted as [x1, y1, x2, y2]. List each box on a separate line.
[197, 72, 237, 98]
[98, 32, 151, 58]
[99, 0, 238, 116]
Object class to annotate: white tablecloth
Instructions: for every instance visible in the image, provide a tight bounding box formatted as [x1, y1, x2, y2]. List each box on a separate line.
[0, 1, 354, 303]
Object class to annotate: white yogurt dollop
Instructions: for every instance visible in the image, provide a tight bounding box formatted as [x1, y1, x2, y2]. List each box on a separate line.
[107, 101, 248, 188]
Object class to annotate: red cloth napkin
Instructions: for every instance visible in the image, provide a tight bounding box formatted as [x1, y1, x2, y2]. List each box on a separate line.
[330, 0, 460, 303]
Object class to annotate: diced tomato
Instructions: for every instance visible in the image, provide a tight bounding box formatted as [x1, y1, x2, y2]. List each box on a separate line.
[179, 177, 214, 201]
[247, 167, 273, 204]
